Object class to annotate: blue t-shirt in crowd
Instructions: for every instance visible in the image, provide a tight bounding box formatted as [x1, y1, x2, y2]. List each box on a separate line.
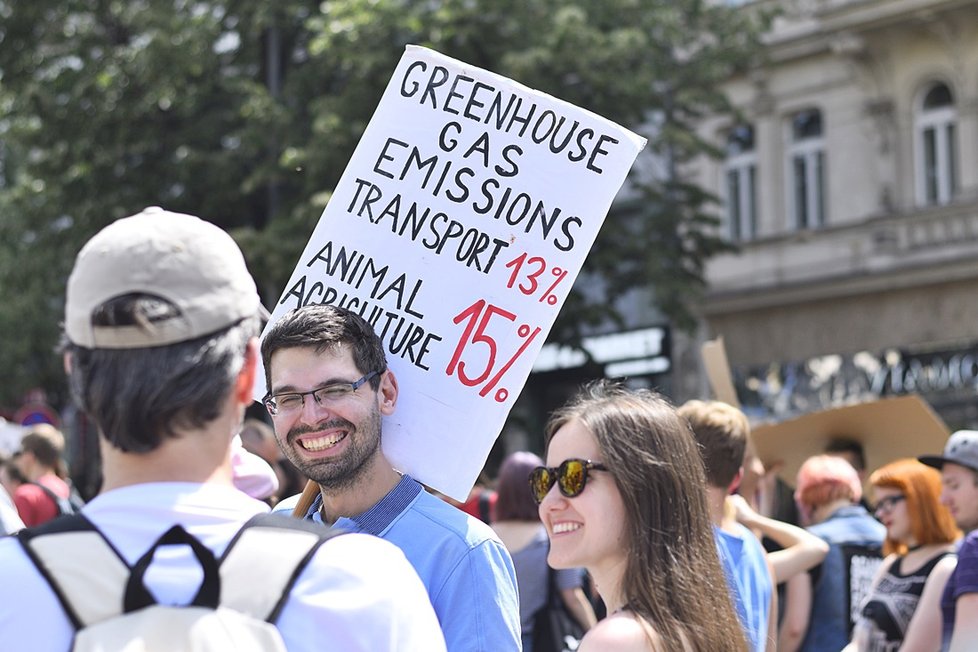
[716, 522, 773, 652]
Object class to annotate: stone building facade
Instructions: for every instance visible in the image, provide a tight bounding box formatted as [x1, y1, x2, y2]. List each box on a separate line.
[690, 0, 978, 427]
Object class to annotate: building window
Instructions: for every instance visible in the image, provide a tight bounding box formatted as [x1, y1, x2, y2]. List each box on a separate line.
[787, 109, 825, 230]
[915, 82, 957, 206]
[724, 125, 757, 241]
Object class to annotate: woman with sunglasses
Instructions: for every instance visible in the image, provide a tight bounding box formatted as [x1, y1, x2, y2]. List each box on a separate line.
[531, 381, 747, 651]
[492, 451, 597, 652]
[846, 459, 959, 652]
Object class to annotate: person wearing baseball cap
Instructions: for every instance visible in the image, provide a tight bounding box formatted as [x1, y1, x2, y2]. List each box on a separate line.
[0, 207, 446, 650]
[919, 430, 978, 650]
[919, 430, 978, 534]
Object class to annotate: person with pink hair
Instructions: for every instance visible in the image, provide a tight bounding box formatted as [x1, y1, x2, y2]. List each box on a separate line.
[780, 455, 886, 652]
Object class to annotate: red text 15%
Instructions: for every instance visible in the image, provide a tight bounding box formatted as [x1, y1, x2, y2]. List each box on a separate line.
[445, 299, 541, 403]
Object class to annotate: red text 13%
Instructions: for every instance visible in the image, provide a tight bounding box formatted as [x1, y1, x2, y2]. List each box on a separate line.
[504, 253, 569, 305]
[445, 299, 542, 403]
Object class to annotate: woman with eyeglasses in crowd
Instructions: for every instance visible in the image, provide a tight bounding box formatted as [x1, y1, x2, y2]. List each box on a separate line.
[531, 381, 747, 651]
[845, 459, 959, 652]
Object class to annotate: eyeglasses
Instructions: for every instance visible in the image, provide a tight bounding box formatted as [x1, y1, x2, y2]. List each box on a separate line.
[529, 459, 608, 505]
[263, 371, 379, 416]
[874, 494, 906, 514]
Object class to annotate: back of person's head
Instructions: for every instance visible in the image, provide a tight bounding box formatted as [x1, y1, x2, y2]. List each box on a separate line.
[545, 381, 747, 652]
[825, 437, 867, 473]
[677, 399, 750, 489]
[260, 304, 387, 392]
[870, 458, 960, 555]
[62, 208, 263, 453]
[795, 454, 863, 519]
[19, 424, 67, 477]
[494, 451, 543, 522]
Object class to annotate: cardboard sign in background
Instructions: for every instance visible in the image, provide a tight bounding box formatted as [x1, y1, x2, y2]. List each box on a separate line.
[256, 46, 646, 499]
[751, 394, 949, 495]
[701, 336, 740, 408]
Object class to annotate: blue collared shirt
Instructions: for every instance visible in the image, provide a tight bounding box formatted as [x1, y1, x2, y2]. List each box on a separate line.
[279, 475, 521, 652]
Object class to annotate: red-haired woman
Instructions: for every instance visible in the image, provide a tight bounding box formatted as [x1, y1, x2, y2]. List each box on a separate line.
[846, 459, 960, 652]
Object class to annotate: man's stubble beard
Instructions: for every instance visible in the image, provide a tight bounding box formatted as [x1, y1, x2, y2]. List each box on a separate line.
[285, 408, 384, 493]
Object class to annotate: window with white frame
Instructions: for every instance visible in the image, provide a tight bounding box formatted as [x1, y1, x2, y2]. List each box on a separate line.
[724, 124, 757, 241]
[915, 82, 957, 206]
[788, 109, 825, 230]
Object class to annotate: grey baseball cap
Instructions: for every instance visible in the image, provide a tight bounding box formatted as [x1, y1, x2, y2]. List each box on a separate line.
[65, 207, 266, 349]
[918, 429, 978, 473]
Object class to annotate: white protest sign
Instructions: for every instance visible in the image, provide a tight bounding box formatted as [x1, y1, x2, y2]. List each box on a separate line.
[256, 45, 646, 500]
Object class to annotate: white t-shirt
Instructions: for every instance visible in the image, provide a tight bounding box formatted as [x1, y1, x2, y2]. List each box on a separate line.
[0, 485, 24, 535]
[0, 482, 446, 651]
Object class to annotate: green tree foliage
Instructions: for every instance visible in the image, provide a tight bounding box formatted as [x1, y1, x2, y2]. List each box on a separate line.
[0, 0, 763, 408]
[0, 0, 287, 407]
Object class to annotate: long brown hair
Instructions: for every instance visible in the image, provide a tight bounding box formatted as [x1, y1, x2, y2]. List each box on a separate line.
[546, 381, 747, 651]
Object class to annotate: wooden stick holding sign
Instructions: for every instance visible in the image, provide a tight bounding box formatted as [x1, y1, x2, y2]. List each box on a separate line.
[257, 45, 646, 500]
[291, 481, 321, 520]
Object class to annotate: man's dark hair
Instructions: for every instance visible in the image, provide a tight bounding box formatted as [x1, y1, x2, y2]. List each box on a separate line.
[260, 305, 388, 393]
[2, 455, 28, 484]
[825, 437, 866, 472]
[64, 294, 258, 453]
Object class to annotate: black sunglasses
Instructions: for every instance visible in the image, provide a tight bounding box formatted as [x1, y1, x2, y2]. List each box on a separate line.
[874, 494, 906, 513]
[529, 459, 608, 505]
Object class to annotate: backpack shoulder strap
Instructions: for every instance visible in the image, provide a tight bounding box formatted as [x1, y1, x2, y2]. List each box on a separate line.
[29, 481, 75, 516]
[17, 515, 130, 629]
[218, 513, 345, 623]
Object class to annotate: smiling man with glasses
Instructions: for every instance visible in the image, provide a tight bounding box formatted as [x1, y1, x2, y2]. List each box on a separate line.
[263, 371, 379, 416]
[263, 303, 520, 652]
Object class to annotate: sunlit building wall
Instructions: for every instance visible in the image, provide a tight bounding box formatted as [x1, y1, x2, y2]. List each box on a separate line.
[689, 0, 978, 427]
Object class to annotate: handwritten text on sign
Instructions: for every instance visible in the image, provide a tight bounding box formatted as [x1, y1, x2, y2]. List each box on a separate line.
[257, 46, 646, 499]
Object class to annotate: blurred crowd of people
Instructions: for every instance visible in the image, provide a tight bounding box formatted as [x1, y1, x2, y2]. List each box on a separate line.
[4, 205, 978, 652]
[446, 400, 978, 651]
